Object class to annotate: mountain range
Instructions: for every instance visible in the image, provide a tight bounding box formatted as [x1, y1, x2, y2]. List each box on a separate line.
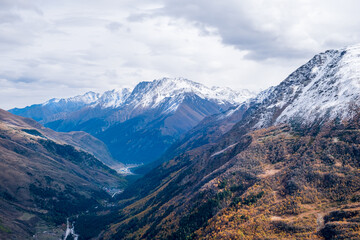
[3, 43, 360, 240]
[10, 77, 255, 165]
[75, 44, 360, 239]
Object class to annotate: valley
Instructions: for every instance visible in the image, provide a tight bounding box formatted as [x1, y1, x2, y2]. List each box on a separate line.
[2, 1, 360, 239]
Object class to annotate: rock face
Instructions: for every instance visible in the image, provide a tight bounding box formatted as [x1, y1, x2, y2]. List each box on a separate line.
[80, 44, 360, 239]
[10, 78, 255, 164]
[0, 109, 125, 239]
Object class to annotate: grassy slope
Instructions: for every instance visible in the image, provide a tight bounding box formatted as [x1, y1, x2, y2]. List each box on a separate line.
[102, 114, 360, 239]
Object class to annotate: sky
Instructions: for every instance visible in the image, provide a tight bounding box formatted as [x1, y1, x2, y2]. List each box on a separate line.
[1, 0, 360, 109]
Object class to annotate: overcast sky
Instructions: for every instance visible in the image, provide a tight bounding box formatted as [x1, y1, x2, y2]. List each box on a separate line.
[1, 0, 360, 109]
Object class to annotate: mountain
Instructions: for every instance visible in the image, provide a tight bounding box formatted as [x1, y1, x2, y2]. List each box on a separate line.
[10, 91, 103, 123]
[0, 109, 126, 239]
[10, 78, 255, 165]
[157, 43, 360, 164]
[4, 105, 119, 167]
[85, 44, 360, 239]
[233, 44, 360, 130]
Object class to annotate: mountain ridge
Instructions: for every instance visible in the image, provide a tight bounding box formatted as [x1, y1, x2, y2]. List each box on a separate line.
[0, 109, 125, 239]
[10, 77, 254, 124]
[0, 108, 118, 166]
[10, 78, 256, 164]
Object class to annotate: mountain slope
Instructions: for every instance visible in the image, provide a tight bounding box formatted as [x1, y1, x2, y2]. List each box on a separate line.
[10, 78, 255, 164]
[104, 120, 360, 240]
[0, 109, 125, 239]
[135, 45, 360, 172]
[229, 44, 360, 131]
[158, 43, 360, 165]
[1, 108, 118, 166]
[95, 44, 360, 239]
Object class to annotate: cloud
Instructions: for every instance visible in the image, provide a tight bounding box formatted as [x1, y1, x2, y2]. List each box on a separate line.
[0, 12, 21, 24]
[106, 22, 123, 32]
[1, 0, 360, 109]
[153, 0, 360, 60]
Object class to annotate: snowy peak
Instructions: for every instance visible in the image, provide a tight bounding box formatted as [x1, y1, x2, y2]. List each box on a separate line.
[210, 86, 255, 104]
[41, 89, 131, 109]
[10, 78, 255, 127]
[39, 78, 254, 112]
[43, 91, 100, 106]
[276, 44, 360, 124]
[95, 88, 132, 108]
[127, 77, 255, 111]
[33, 78, 256, 114]
[235, 43, 360, 130]
[70, 91, 100, 104]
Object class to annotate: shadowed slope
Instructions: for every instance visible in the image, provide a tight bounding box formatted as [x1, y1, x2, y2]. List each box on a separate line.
[0, 109, 125, 239]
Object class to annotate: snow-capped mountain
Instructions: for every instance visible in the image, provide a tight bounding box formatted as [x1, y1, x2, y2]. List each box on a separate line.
[11, 78, 253, 124]
[102, 44, 360, 240]
[10, 78, 255, 164]
[216, 44, 360, 131]
[166, 43, 360, 168]
[276, 44, 360, 124]
[104, 77, 254, 122]
[125, 77, 252, 110]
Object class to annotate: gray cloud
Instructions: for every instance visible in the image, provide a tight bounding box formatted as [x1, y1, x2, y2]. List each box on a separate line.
[152, 0, 360, 60]
[106, 22, 123, 32]
[0, 12, 21, 24]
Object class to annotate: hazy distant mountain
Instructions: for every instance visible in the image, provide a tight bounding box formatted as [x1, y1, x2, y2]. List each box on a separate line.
[0, 109, 125, 239]
[95, 44, 360, 239]
[10, 78, 255, 164]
